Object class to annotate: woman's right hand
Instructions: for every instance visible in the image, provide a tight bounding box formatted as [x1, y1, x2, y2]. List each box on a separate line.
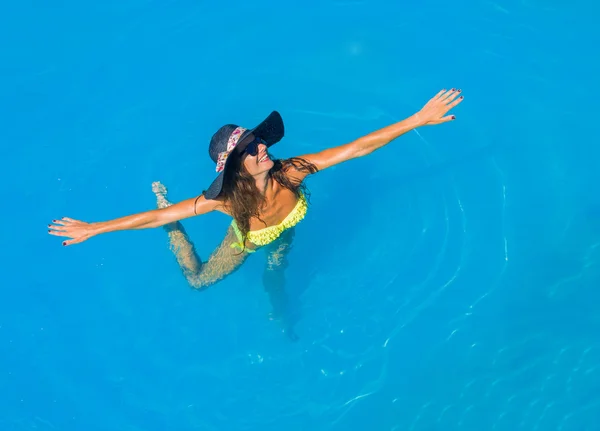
[48, 217, 96, 246]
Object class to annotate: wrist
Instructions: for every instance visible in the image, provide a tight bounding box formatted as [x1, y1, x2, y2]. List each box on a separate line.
[89, 222, 104, 236]
[410, 112, 426, 128]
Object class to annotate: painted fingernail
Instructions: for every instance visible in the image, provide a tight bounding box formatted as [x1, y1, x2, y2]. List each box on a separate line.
[451, 88, 455, 91]
[460, 96, 464, 99]
[452, 115, 456, 119]
[62, 242, 66, 246]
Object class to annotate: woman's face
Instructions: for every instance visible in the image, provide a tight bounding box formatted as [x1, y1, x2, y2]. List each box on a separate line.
[240, 134, 274, 176]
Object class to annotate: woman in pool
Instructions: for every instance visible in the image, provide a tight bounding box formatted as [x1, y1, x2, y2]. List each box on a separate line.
[49, 88, 462, 334]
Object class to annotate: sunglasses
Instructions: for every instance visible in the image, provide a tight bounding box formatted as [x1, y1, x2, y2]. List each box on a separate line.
[240, 136, 266, 157]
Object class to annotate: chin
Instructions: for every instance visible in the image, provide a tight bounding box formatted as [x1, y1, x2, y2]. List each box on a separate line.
[261, 159, 275, 172]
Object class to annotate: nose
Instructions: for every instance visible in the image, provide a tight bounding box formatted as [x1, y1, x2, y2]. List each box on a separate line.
[257, 143, 267, 154]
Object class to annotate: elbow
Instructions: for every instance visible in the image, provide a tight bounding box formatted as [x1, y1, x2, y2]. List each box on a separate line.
[352, 137, 377, 159]
[146, 210, 167, 229]
[354, 146, 372, 159]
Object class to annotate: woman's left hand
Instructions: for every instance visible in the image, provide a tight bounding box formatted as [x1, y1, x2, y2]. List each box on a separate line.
[415, 88, 463, 126]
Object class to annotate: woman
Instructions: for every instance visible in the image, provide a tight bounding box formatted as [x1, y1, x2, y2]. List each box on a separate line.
[48, 89, 463, 335]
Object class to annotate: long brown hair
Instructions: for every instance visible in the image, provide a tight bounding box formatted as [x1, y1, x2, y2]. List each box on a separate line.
[220, 151, 318, 249]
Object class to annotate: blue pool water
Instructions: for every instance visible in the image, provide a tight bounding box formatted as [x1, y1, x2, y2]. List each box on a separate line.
[3, 0, 600, 430]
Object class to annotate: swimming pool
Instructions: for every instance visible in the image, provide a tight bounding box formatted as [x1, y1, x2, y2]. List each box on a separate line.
[3, 0, 600, 429]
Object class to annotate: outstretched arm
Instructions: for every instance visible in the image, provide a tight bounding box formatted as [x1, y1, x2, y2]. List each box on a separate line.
[288, 88, 463, 180]
[48, 194, 219, 246]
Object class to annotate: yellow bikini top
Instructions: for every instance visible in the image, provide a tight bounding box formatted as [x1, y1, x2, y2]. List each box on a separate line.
[231, 192, 308, 249]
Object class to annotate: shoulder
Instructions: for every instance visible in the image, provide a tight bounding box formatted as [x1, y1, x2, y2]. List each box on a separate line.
[203, 195, 232, 216]
[188, 194, 226, 215]
[276, 157, 319, 184]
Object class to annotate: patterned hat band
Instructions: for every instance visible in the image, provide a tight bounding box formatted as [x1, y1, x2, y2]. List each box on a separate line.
[215, 127, 247, 173]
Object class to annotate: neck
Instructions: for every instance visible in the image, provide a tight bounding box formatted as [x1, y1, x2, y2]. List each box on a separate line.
[254, 173, 271, 195]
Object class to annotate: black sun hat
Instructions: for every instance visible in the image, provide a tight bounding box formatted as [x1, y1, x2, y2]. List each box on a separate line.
[203, 111, 284, 200]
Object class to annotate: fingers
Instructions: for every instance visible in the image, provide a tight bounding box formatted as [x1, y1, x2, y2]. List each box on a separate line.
[48, 218, 70, 231]
[48, 229, 87, 246]
[48, 216, 82, 230]
[433, 88, 463, 118]
[427, 115, 456, 125]
[62, 237, 85, 246]
[48, 219, 74, 237]
[48, 221, 66, 232]
[441, 88, 461, 103]
[425, 89, 447, 108]
[48, 229, 69, 237]
[50, 217, 80, 226]
[433, 89, 447, 100]
[447, 93, 464, 109]
[425, 88, 455, 105]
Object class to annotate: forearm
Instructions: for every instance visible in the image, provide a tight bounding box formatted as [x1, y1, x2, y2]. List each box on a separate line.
[353, 114, 422, 158]
[91, 209, 163, 235]
[296, 114, 423, 172]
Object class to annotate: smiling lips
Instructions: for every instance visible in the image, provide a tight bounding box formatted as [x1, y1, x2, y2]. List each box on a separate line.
[259, 153, 269, 163]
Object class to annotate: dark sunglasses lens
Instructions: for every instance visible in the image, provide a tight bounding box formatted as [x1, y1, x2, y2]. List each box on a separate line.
[246, 139, 260, 156]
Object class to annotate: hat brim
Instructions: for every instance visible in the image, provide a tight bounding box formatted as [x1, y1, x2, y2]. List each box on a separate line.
[203, 111, 284, 200]
[203, 170, 225, 200]
[238, 110, 284, 150]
